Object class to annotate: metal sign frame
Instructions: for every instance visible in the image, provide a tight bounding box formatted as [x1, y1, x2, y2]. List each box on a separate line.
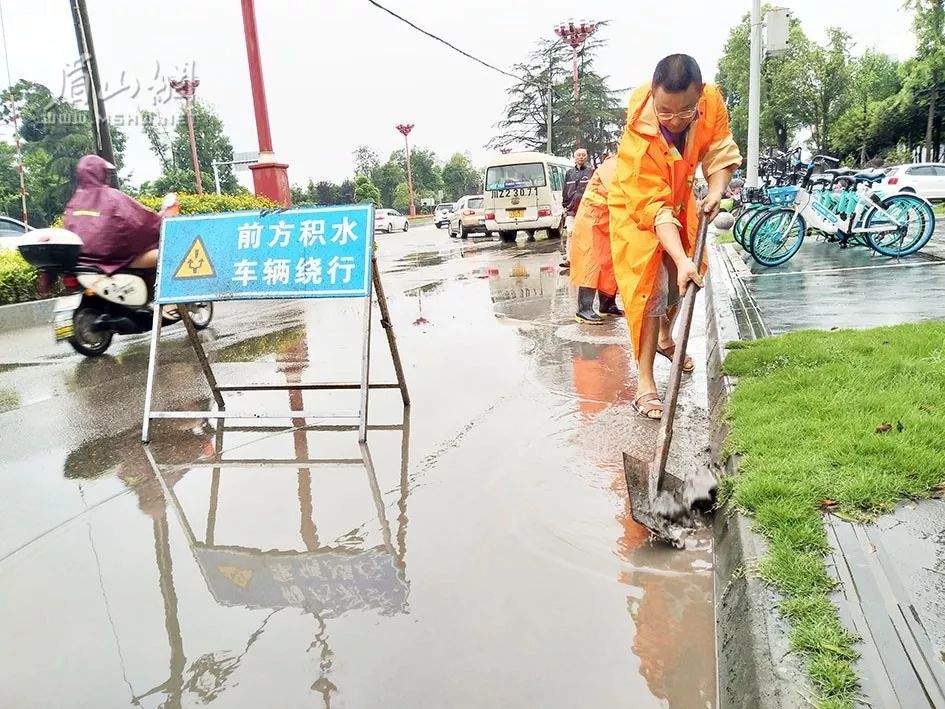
[142, 210, 409, 443]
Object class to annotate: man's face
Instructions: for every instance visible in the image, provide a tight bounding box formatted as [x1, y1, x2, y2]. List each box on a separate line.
[653, 83, 702, 134]
[574, 150, 588, 168]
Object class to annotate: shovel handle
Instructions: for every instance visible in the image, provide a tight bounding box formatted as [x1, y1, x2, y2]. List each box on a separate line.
[651, 212, 710, 492]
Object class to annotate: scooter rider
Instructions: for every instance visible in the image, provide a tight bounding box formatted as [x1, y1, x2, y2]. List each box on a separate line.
[64, 154, 178, 276]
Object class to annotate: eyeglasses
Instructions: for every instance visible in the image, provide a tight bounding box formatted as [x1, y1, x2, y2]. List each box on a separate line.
[655, 108, 699, 122]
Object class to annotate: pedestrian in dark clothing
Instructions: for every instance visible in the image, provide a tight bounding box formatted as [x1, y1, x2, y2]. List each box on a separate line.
[561, 148, 592, 267]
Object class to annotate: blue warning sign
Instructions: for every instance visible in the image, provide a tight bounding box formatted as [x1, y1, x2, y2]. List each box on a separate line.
[155, 204, 374, 304]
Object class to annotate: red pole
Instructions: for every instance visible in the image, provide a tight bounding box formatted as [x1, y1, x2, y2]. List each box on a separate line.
[404, 134, 416, 217]
[240, 0, 290, 205]
[185, 99, 203, 194]
[241, 0, 273, 154]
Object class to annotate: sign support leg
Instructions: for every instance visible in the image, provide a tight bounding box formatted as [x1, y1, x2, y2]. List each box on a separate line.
[142, 307, 164, 443]
[358, 293, 373, 443]
[179, 307, 225, 410]
[372, 256, 410, 406]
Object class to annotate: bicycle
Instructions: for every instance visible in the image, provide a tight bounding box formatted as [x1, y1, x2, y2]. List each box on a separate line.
[747, 156, 936, 267]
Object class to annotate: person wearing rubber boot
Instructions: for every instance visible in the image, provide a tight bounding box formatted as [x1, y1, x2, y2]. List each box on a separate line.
[608, 54, 741, 420]
[570, 154, 624, 324]
[561, 148, 592, 269]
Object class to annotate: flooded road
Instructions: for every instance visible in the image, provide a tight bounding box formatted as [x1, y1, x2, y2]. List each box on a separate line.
[0, 225, 716, 708]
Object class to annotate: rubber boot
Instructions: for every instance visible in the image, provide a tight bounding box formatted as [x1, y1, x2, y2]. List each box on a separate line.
[598, 291, 624, 317]
[575, 287, 605, 324]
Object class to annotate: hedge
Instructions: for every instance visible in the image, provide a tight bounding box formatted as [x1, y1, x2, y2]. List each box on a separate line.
[0, 250, 42, 306]
[4, 192, 281, 306]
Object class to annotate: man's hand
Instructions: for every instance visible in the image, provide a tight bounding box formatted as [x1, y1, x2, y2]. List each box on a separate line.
[698, 191, 723, 223]
[676, 257, 703, 296]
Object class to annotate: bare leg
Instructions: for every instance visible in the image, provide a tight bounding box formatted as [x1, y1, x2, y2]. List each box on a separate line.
[130, 248, 159, 269]
[637, 314, 661, 396]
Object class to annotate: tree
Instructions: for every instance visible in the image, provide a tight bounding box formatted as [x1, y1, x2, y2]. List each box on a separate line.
[339, 178, 355, 203]
[907, 0, 945, 160]
[0, 79, 127, 226]
[354, 174, 382, 206]
[832, 50, 901, 163]
[797, 28, 854, 155]
[139, 99, 237, 195]
[353, 144, 380, 176]
[372, 159, 405, 208]
[487, 34, 624, 163]
[716, 10, 810, 153]
[389, 147, 443, 201]
[392, 182, 410, 213]
[442, 152, 481, 200]
[315, 180, 341, 204]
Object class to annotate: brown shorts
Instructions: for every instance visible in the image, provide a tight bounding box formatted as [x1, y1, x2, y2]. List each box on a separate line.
[644, 252, 681, 318]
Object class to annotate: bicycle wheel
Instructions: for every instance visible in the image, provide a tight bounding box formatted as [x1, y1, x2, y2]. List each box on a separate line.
[748, 208, 807, 267]
[863, 194, 935, 257]
[734, 206, 767, 248]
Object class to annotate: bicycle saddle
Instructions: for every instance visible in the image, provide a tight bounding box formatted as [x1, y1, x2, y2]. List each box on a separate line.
[853, 170, 885, 183]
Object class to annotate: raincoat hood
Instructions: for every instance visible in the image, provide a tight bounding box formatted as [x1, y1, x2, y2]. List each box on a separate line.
[75, 154, 114, 188]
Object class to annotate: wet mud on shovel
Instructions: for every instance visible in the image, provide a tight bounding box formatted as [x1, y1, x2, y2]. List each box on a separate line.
[624, 214, 717, 547]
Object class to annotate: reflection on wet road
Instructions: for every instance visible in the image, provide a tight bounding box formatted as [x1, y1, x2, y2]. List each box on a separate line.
[0, 226, 715, 707]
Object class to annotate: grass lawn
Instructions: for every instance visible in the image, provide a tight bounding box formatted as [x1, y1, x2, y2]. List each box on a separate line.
[714, 230, 735, 244]
[722, 323, 945, 708]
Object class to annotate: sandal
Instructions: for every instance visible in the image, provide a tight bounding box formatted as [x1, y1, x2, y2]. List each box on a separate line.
[633, 392, 664, 420]
[656, 342, 694, 373]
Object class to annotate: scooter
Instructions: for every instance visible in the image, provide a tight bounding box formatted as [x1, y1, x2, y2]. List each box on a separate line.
[18, 226, 213, 358]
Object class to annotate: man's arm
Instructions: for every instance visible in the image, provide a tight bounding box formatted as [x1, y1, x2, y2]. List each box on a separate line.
[699, 89, 743, 221]
[562, 168, 574, 208]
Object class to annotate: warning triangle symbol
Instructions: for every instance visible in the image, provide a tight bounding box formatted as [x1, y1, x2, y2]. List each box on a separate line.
[217, 565, 253, 589]
[173, 236, 215, 279]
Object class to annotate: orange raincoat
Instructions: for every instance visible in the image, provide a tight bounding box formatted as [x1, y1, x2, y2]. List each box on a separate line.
[569, 156, 618, 296]
[608, 83, 742, 358]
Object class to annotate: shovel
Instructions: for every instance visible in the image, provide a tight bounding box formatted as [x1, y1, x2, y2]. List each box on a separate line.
[624, 212, 715, 547]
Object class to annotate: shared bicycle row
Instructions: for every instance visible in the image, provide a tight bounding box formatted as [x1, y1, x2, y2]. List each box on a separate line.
[725, 149, 937, 267]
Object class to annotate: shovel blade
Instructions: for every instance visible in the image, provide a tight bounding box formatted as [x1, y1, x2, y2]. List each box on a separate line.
[623, 452, 690, 548]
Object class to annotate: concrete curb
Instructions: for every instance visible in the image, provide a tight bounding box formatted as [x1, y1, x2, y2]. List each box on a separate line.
[0, 298, 55, 333]
[706, 242, 812, 709]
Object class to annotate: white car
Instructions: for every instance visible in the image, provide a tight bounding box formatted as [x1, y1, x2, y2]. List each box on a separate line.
[0, 215, 31, 251]
[434, 203, 454, 229]
[374, 208, 409, 233]
[880, 163, 945, 200]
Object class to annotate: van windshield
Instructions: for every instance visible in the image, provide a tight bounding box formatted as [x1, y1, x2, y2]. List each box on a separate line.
[485, 163, 546, 191]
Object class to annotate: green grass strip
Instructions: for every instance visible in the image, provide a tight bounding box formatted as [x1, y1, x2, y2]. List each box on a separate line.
[721, 323, 945, 708]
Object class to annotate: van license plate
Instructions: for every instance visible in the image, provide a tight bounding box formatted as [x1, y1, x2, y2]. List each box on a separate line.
[508, 209, 525, 219]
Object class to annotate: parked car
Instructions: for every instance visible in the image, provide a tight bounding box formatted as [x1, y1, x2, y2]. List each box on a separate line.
[448, 195, 487, 238]
[434, 203, 454, 229]
[482, 151, 571, 242]
[880, 163, 945, 200]
[374, 208, 409, 233]
[0, 215, 30, 251]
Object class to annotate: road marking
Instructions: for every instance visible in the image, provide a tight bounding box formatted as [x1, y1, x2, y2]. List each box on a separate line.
[741, 260, 945, 278]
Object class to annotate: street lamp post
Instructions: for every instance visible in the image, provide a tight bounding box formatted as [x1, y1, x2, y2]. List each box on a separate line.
[554, 19, 596, 148]
[170, 78, 203, 195]
[240, 0, 291, 205]
[747, 0, 762, 189]
[395, 123, 416, 217]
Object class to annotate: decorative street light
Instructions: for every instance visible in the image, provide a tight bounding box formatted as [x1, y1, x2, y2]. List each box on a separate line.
[395, 123, 416, 217]
[554, 19, 596, 148]
[170, 78, 202, 195]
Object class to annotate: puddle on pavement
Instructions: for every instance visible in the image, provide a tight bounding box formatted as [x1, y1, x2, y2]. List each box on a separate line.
[0, 234, 717, 708]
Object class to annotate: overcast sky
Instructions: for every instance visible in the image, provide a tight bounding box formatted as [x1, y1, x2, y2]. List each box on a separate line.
[0, 1, 919, 188]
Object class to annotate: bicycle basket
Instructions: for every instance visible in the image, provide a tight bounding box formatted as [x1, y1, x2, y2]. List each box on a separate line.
[767, 186, 799, 206]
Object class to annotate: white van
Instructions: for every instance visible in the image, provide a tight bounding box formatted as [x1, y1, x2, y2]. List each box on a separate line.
[483, 151, 572, 242]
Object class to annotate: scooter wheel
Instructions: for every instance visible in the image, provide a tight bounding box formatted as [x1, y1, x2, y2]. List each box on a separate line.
[186, 302, 214, 330]
[69, 306, 113, 357]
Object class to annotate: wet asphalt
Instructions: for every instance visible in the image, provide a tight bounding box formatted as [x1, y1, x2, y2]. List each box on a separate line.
[0, 225, 717, 708]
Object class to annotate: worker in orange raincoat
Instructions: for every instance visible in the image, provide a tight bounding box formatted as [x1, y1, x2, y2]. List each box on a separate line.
[608, 54, 741, 420]
[569, 154, 624, 324]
